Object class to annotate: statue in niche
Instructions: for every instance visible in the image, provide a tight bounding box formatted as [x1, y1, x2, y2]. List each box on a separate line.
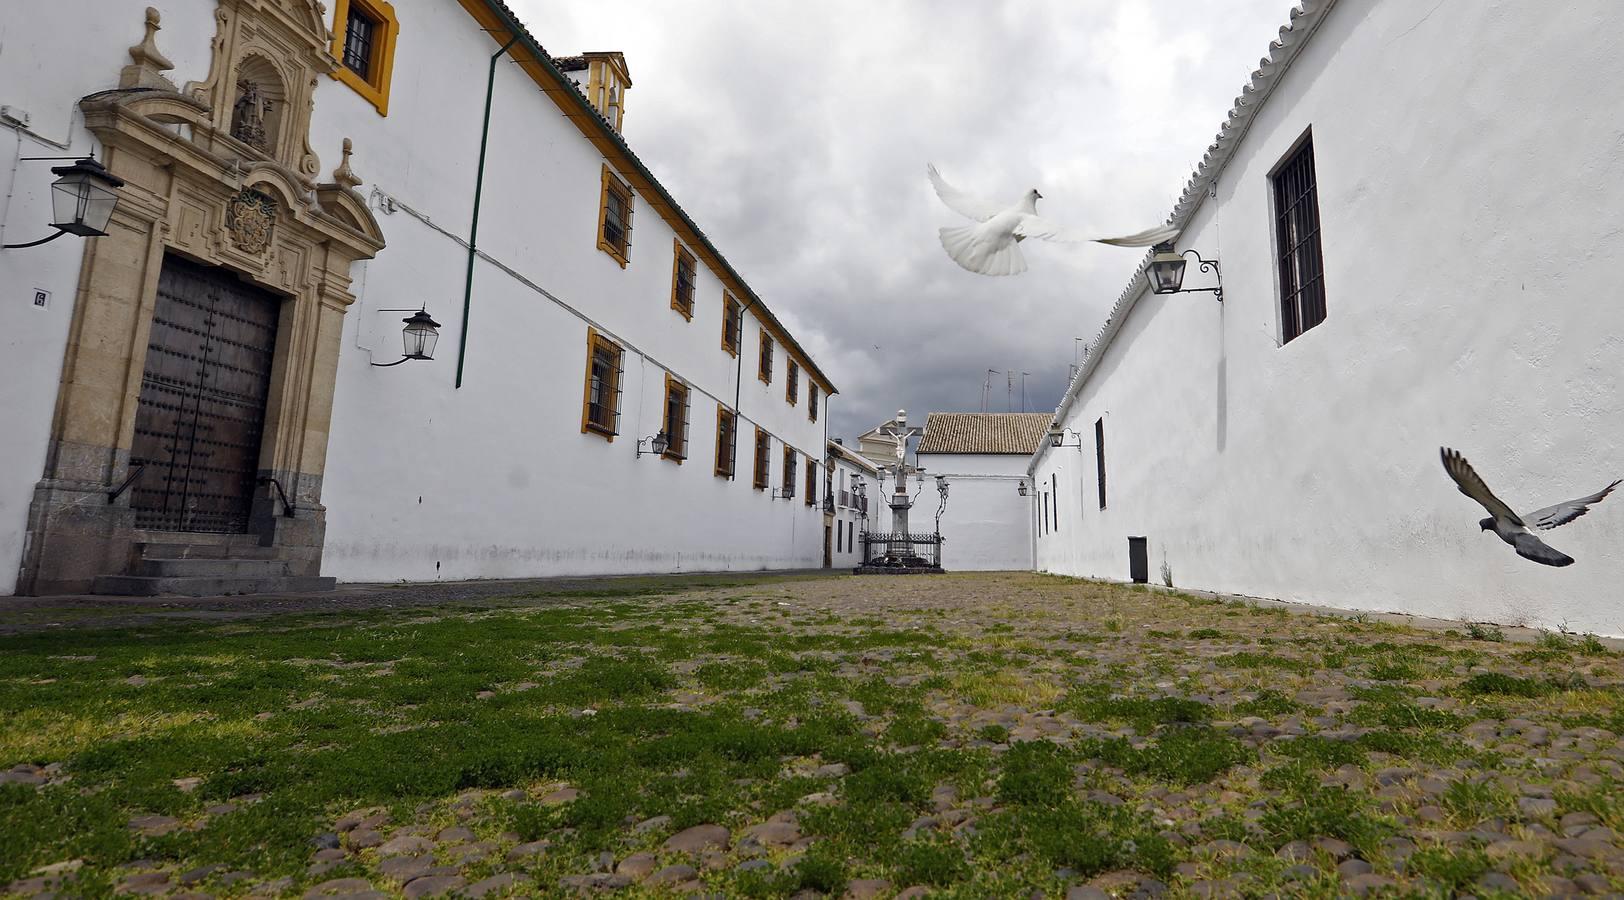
[231, 78, 272, 149]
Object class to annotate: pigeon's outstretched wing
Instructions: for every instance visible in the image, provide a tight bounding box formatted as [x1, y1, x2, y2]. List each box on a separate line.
[926, 164, 1005, 222]
[1440, 447, 1524, 526]
[1524, 479, 1621, 530]
[1014, 215, 1180, 248]
[1513, 532, 1576, 567]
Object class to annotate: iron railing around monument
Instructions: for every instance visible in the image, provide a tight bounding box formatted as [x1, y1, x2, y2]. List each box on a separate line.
[858, 532, 943, 568]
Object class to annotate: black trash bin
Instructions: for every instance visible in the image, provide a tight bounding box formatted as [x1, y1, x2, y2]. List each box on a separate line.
[1128, 536, 1148, 584]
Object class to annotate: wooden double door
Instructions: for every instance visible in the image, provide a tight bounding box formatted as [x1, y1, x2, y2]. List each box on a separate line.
[129, 256, 280, 533]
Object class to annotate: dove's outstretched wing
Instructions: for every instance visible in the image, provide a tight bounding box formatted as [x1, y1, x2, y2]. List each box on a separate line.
[926, 164, 1006, 222]
[1014, 215, 1180, 248]
[1440, 447, 1525, 526]
[1523, 479, 1621, 530]
[1513, 532, 1576, 567]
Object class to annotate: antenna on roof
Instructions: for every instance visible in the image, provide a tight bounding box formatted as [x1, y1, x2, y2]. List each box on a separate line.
[1006, 370, 1013, 413]
[982, 368, 997, 413]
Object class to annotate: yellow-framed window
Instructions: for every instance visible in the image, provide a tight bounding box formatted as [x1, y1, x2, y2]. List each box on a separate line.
[808, 382, 820, 422]
[662, 375, 690, 462]
[671, 240, 696, 320]
[722, 293, 741, 356]
[758, 329, 774, 384]
[580, 327, 623, 440]
[715, 406, 737, 478]
[786, 360, 799, 405]
[753, 428, 771, 490]
[782, 446, 797, 499]
[597, 165, 633, 267]
[330, 0, 398, 115]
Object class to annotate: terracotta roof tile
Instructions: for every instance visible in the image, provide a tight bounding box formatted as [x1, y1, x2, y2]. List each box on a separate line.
[916, 413, 1051, 455]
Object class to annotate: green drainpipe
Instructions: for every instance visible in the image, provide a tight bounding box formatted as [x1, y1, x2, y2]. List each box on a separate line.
[455, 35, 520, 389]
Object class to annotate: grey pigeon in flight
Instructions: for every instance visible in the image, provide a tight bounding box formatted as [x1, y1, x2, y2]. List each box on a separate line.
[927, 163, 1180, 276]
[1439, 447, 1619, 567]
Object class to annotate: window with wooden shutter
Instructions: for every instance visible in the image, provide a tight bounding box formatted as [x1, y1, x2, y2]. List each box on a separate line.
[753, 428, 771, 490]
[782, 446, 797, 499]
[758, 330, 774, 384]
[597, 165, 633, 267]
[786, 360, 799, 405]
[1273, 135, 1327, 343]
[722, 293, 741, 357]
[1095, 417, 1107, 510]
[581, 328, 624, 440]
[808, 383, 819, 422]
[715, 406, 737, 478]
[804, 456, 817, 506]
[670, 241, 696, 320]
[662, 375, 690, 462]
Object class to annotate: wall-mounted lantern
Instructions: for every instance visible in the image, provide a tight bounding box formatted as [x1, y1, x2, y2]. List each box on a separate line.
[372, 308, 442, 367]
[637, 430, 670, 458]
[1049, 427, 1083, 449]
[1017, 479, 1029, 497]
[936, 475, 948, 499]
[1147, 242, 1223, 302]
[2, 155, 125, 250]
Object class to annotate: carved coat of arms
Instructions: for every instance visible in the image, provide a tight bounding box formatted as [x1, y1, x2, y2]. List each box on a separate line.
[226, 190, 276, 254]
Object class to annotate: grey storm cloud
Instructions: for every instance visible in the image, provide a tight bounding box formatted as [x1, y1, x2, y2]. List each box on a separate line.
[522, 0, 1293, 439]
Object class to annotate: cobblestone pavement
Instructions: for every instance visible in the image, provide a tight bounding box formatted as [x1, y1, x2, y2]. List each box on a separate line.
[4, 572, 1624, 898]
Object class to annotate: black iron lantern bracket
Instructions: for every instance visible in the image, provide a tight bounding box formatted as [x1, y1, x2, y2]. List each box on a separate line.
[1147, 242, 1223, 302]
[2, 154, 126, 250]
[372, 308, 441, 366]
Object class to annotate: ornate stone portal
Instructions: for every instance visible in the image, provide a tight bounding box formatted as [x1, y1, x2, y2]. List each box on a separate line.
[19, 2, 385, 594]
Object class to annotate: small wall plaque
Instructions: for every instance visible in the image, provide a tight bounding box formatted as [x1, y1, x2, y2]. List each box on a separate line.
[31, 288, 50, 309]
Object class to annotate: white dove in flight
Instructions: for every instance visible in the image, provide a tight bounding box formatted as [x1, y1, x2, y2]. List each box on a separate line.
[927, 163, 1181, 276]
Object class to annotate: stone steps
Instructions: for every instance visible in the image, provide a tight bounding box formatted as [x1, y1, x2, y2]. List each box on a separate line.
[90, 538, 333, 597]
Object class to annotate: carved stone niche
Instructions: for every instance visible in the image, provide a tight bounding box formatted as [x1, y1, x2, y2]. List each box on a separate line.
[17, 3, 386, 595]
[183, 0, 336, 189]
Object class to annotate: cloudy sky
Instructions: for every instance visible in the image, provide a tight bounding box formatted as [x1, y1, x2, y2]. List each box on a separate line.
[524, 0, 1293, 440]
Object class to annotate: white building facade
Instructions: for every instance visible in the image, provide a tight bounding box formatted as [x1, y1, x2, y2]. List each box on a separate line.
[0, 0, 835, 594]
[917, 414, 1044, 571]
[1030, 0, 1624, 634]
[825, 440, 875, 569]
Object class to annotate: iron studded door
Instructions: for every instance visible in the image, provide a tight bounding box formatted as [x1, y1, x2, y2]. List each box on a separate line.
[129, 256, 281, 533]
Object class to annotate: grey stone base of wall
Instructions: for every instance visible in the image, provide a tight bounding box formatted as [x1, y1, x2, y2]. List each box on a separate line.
[852, 565, 946, 575]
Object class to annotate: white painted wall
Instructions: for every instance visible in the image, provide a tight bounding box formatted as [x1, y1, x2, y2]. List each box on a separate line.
[827, 449, 874, 568]
[0, 0, 837, 589]
[917, 452, 1032, 571]
[314, 0, 833, 581]
[1033, 0, 1624, 635]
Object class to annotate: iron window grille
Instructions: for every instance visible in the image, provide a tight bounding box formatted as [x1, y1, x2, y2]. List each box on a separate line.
[786, 360, 799, 404]
[758, 331, 774, 384]
[809, 383, 819, 422]
[753, 428, 771, 489]
[715, 406, 737, 478]
[342, 4, 378, 78]
[663, 377, 690, 461]
[723, 294, 741, 356]
[782, 446, 797, 498]
[1051, 473, 1059, 532]
[597, 167, 633, 265]
[671, 243, 696, 319]
[583, 330, 624, 438]
[1273, 136, 1326, 343]
[805, 457, 818, 506]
